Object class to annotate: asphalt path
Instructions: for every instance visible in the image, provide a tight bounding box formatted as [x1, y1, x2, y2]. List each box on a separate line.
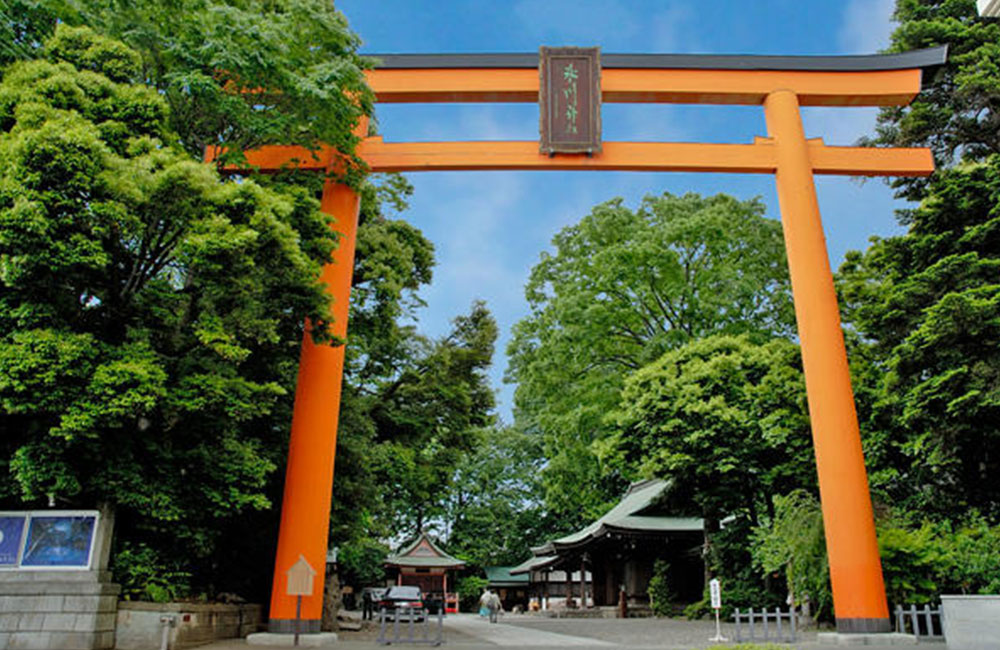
[200, 613, 939, 650]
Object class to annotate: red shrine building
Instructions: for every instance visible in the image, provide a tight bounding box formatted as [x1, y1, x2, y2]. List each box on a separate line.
[384, 532, 464, 612]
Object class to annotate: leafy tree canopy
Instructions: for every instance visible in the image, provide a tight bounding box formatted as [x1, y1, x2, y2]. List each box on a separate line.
[56, 0, 373, 166]
[506, 192, 795, 524]
[443, 426, 553, 568]
[605, 334, 814, 528]
[839, 0, 1000, 521]
[0, 24, 341, 586]
[365, 301, 498, 537]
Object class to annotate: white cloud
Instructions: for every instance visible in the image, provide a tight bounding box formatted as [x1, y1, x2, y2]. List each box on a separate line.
[646, 3, 703, 53]
[838, 0, 895, 54]
[801, 0, 896, 146]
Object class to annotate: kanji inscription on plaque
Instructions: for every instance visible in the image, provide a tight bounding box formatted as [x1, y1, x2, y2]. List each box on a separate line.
[539, 47, 601, 154]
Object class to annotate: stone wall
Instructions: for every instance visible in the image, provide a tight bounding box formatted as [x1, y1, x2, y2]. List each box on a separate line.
[0, 570, 120, 650]
[115, 602, 262, 650]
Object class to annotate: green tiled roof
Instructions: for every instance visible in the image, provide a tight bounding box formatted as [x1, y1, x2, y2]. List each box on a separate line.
[531, 479, 703, 555]
[508, 554, 559, 576]
[484, 566, 530, 586]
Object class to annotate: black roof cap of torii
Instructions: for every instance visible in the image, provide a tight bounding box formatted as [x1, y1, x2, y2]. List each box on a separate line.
[365, 46, 948, 77]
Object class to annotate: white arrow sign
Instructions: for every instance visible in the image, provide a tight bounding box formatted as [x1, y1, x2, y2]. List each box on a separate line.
[286, 555, 317, 597]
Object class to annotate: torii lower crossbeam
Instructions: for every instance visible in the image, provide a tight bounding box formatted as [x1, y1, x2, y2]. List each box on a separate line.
[236, 138, 932, 176]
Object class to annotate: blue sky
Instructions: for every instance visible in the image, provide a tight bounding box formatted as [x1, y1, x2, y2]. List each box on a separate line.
[335, 0, 905, 422]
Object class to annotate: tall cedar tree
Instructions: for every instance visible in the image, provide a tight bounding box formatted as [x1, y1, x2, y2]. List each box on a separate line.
[839, 0, 1000, 521]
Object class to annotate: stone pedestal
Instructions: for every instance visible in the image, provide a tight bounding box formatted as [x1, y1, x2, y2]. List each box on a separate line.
[115, 602, 262, 650]
[0, 506, 119, 650]
[941, 594, 1000, 650]
[246, 632, 338, 647]
[817, 632, 917, 646]
[0, 570, 120, 650]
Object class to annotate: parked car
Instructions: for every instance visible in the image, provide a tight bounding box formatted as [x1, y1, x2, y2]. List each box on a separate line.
[378, 585, 426, 622]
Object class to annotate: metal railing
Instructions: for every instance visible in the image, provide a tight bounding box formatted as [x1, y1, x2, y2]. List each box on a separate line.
[895, 603, 944, 640]
[377, 605, 444, 646]
[732, 607, 797, 644]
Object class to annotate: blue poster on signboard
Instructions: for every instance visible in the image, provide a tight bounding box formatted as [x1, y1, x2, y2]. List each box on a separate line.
[0, 515, 26, 566]
[21, 515, 96, 568]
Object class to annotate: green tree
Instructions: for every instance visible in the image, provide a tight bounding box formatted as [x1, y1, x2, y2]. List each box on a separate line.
[56, 0, 373, 165]
[867, 0, 1000, 196]
[365, 301, 498, 538]
[839, 160, 1000, 520]
[0, 26, 340, 592]
[838, 0, 1000, 522]
[444, 426, 553, 568]
[647, 559, 674, 616]
[751, 490, 830, 619]
[605, 335, 815, 558]
[507, 192, 794, 524]
[1, 0, 58, 66]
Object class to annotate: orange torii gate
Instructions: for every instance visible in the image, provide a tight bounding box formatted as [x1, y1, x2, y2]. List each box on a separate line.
[219, 47, 945, 637]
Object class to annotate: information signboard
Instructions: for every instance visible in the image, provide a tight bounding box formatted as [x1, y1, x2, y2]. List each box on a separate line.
[10, 512, 98, 569]
[0, 515, 27, 566]
[710, 578, 721, 610]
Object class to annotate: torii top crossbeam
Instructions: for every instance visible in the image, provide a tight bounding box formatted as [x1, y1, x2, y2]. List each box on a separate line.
[235, 47, 945, 176]
[230, 48, 945, 639]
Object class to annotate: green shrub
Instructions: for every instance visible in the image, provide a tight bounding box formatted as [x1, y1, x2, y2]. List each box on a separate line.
[456, 576, 489, 612]
[879, 514, 1000, 603]
[338, 539, 388, 588]
[941, 516, 1000, 595]
[877, 521, 944, 604]
[684, 596, 712, 620]
[751, 490, 831, 619]
[648, 559, 673, 616]
[112, 542, 191, 602]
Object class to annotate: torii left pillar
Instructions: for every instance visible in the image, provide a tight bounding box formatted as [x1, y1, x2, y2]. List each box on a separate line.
[266, 172, 361, 634]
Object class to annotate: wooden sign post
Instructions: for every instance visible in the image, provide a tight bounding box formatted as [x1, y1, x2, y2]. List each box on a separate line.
[286, 555, 317, 646]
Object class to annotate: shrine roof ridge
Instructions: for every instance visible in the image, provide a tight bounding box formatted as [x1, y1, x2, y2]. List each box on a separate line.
[365, 47, 947, 74]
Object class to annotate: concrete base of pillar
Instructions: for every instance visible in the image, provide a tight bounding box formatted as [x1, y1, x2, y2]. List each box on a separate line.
[247, 632, 339, 646]
[817, 632, 918, 646]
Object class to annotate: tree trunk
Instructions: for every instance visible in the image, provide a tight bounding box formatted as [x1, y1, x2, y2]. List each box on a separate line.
[321, 569, 341, 632]
[702, 515, 720, 587]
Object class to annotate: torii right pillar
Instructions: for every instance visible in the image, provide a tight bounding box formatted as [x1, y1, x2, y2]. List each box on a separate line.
[765, 89, 890, 634]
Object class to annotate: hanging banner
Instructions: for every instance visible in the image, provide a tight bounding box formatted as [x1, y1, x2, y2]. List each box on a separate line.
[539, 46, 602, 154]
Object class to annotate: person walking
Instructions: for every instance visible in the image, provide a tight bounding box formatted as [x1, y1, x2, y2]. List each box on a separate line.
[479, 588, 491, 618]
[487, 590, 502, 624]
[362, 588, 373, 621]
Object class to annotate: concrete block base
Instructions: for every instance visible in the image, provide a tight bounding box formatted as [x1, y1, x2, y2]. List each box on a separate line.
[247, 632, 339, 646]
[941, 594, 1000, 650]
[0, 571, 120, 650]
[817, 632, 918, 646]
[116, 602, 262, 650]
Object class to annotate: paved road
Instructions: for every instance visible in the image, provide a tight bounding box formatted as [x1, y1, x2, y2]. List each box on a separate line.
[444, 613, 615, 646]
[200, 614, 938, 649]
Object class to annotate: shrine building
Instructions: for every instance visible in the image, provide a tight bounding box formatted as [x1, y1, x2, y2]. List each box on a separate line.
[384, 532, 463, 612]
[512, 479, 704, 612]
